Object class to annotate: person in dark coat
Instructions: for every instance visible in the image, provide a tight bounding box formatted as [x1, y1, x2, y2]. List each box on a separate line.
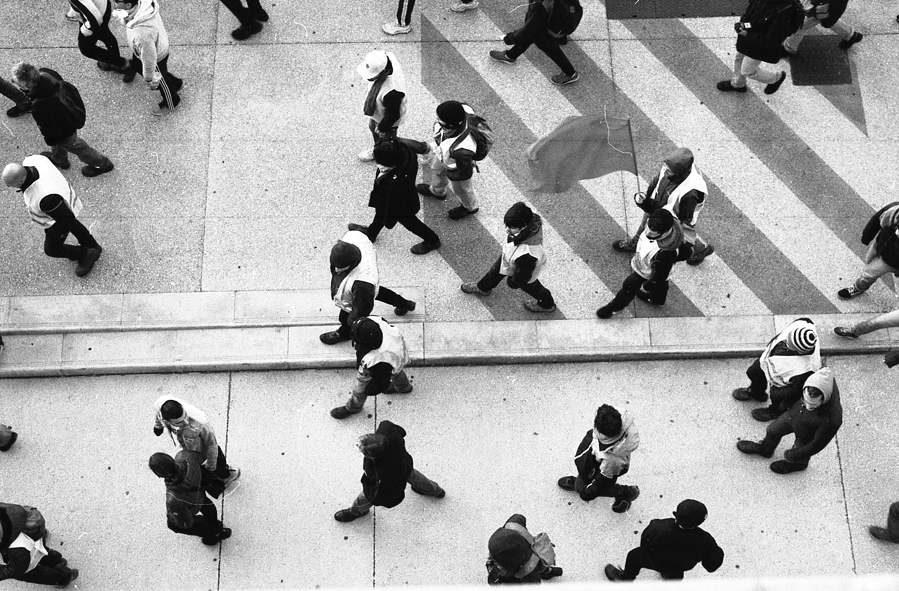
[716, 0, 805, 94]
[348, 138, 441, 255]
[604, 499, 724, 581]
[488, 0, 579, 86]
[737, 367, 842, 474]
[782, 0, 862, 54]
[486, 514, 562, 584]
[149, 451, 232, 545]
[334, 420, 444, 522]
[0, 502, 79, 587]
[11, 63, 114, 177]
[557, 404, 641, 513]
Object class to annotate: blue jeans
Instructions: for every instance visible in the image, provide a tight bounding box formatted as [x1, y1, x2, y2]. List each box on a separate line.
[48, 132, 112, 168]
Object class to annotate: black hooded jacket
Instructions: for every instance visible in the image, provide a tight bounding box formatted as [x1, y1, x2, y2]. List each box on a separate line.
[26, 70, 79, 146]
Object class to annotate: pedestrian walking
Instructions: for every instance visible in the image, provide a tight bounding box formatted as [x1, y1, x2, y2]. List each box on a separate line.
[382, 0, 415, 35]
[68, 0, 131, 74]
[115, 0, 184, 115]
[488, 0, 580, 85]
[148, 451, 233, 545]
[219, 0, 268, 40]
[0, 423, 17, 452]
[461, 201, 557, 313]
[597, 209, 688, 318]
[11, 63, 115, 177]
[737, 366, 842, 474]
[417, 101, 489, 220]
[869, 502, 899, 544]
[154, 395, 241, 487]
[486, 514, 563, 584]
[348, 138, 441, 255]
[612, 147, 714, 266]
[2, 156, 103, 277]
[330, 316, 413, 420]
[0, 502, 79, 587]
[835, 309, 899, 340]
[557, 404, 640, 512]
[356, 50, 406, 162]
[0, 75, 32, 118]
[320, 230, 417, 345]
[732, 317, 821, 422]
[782, 0, 862, 55]
[334, 420, 445, 522]
[604, 499, 724, 581]
[836, 201, 899, 301]
[716, 0, 805, 94]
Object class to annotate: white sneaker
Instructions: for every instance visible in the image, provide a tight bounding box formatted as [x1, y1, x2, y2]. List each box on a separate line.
[382, 22, 412, 35]
[223, 467, 241, 486]
[358, 148, 375, 162]
[450, 0, 479, 11]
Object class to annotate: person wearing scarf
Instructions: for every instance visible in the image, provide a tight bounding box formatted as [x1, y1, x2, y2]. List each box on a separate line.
[357, 50, 406, 162]
[558, 404, 641, 513]
[732, 318, 821, 422]
[153, 396, 240, 487]
[597, 208, 688, 318]
[486, 515, 563, 584]
[836, 201, 899, 300]
[319, 230, 417, 345]
[330, 317, 412, 420]
[148, 451, 232, 545]
[460, 201, 557, 312]
[737, 366, 843, 474]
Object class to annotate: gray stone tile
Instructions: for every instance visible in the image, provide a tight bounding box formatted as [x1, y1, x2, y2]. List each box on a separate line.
[287, 326, 356, 369]
[7, 294, 123, 330]
[424, 321, 538, 362]
[537, 318, 652, 351]
[0, 334, 64, 377]
[60, 330, 178, 373]
[122, 291, 235, 327]
[650, 315, 776, 351]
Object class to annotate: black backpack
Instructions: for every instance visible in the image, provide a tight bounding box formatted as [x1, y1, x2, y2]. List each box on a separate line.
[40, 68, 86, 130]
[543, 0, 583, 37]
[739, 0, 805, 47]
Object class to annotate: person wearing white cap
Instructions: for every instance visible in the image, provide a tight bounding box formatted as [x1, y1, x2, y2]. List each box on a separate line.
[356, 50, 406, 162]
[737, 366, 843, 474]
[731, 317, 821, 422]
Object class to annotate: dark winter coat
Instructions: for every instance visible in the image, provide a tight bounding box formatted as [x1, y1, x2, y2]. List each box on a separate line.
[819, 0, 848, 28]
[861, 202, 899, 270]
[164, 450, 209, 530]
[504, 1, 566, 46]
[361, 420, 413, 508]
[486, 514, 544, 585]
[0, 503, 31, 580]
[735, 0, 805, 63]
[637, 518, 724, 574]
[782, 382, 843, 464]
[26, 70, 79, 146]
[368, 140, 421, 228]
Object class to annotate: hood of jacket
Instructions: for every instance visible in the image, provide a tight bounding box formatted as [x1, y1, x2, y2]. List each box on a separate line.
[663, 147, 694, 180]
[125, 0, 159, 29]
[804, 366, 835, 405]
[510, 214, 544, 246]
[28, 73, 60, 101]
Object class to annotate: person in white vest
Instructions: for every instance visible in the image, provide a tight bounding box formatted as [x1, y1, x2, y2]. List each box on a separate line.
[357, 50, 406, 162]
[613, 148, 714, 266]
[331, 317, 413, 419]
[320, 230, 416, 345]
[597, 209, 687, 318]
[461, 202, 557, 312]
[2, 155, 102, 277]
[0, 503, 78, 587]
[732, 318, 821, 422]
[417, 101, 481, 220]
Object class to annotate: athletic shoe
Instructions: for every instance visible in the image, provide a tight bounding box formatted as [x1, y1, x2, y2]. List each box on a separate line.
[461, 282, 490, 296]
[837, 285, 865, 299]
[716, 80, 747, 93]
[764, 71, 787, 95]
[231, 20, 263, 40]
[612, 239, 636, 253]
[451, 0, 479, 11]
[358, 148, 375, 162]
[736, 440, 773, 458]
[550, 72, 579, 86]
[394, 301, 416, 316]
[833, 326, 859, 339]
[223, 467, 241, 486]
[410, 240, 441, 254]
[523, 300, 556, 313]
[152, 100, 181, 116]
[596, 305, 617, 319]
[75, 246, 102, 277]
[65, 8, 81, 21]
[838, 31, 863, 50]
[81, 162, 114, 177]
[489, 50, 517, 64]
[448, 205, 478, 220]
[6, 103, 31, 118]
[416, 183, 446, 199]
[319, 330, 351, 345]
[687, 244, 715, 266]
[382, 22, 412, 35]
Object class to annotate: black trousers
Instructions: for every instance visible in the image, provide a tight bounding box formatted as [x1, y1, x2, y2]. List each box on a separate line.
[214, 445, 230, 479]
[477, 258, 555, 308]
[13, 548, 73, 586]
[575, 466, 629, 502]
[127, 55, 182, 109]
[168, 496, 222, 538]
[220, 0, 263, 25]
[607, 271, 669, 311]
[621, 547, 685, 580]
[77, 26, 125, 67]
[335, 287, 413, 337]
[506, 29, 575, 76]
[368, 214, 439, 244]
[44, 217, 100, 260]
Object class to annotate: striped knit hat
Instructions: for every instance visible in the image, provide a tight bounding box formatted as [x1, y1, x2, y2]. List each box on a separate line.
[786, 323, 817, 354]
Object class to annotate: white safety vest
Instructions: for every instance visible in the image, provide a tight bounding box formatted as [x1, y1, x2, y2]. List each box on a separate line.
[649, 163, 708, 227]
[631, 231, 663, 279]
[0, 533, 48, 573]
[333, 231, 380, 312]
[369, 76, 407, 127]
[21, 155, 82, 229]
[359, 316, 409, 374]
[500, 241, 546, 283]
[760, 319, 822, 387]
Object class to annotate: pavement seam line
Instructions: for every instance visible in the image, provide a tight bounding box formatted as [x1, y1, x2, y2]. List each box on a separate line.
[834, 433, 858, 573]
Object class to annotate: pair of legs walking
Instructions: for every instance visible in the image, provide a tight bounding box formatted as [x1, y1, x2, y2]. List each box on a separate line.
[168, 495, 230, 544]
[783, 15, 857, 53]
[77, 20, 127, 70]
[341, 369, 412, 414]
[505, 30, 576, 77]
[125, 55, 183, 110]
[475, 258, 556, 310]
[599, 271, 668, 316]
[427, 167, 479, 215]
[346, 469, 443, 517]
[364, 215, 439, 246]
[619, 547, 684, 580]
[45, 131, 112, 170]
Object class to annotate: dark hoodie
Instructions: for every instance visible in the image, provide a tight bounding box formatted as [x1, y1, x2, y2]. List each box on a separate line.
[506, 214, 544, 287]
[361, 420, 414, 508]
[637, 517, 724, 574]
[781, 368, 843, 464]
[639, 148, 705, 225]
[27, 69, 79, 146]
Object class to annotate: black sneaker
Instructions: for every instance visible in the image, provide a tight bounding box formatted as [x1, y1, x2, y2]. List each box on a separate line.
[416, 183, 446, 200]
[0, 431, 17, 452]
[557, 476, 576, 491]
[231, 20, 263, 40]
[837, 285, 864, 299]
[319, 330, 351, 345]
[833, 326, 859, 339]
[687, 244, 715, 265]
[596, 305, 616, 319]
[611, 486, 639, 513]
[448, 205, 478, 220]
[764, 71, 787, 95]
[6, 103, 31, 118]
[330, 406, 360, 420]
[736, 440, 773, 458]
[716, 80, 747, 93]
[489, 50, 516, 64]
[612, 239, 636, 253]
[82, 162, 114, 177]
[838, 31, 862, 50]
[75, 246, 102, 277]
[394, 301, 416, 316]
[604, 564, 625, 581]
[410, 240, 440, 254]
[550, 72, 579, 86]
[540, 566, 563, 579]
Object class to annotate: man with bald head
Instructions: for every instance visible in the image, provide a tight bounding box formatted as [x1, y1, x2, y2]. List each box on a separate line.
[3, 155, 102, 277]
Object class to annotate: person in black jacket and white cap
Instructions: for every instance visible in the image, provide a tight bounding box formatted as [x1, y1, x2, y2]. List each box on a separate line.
[486, 514, 563, 584]
[357, 50, 406, 162]
[557, 404, 640, 513]
[334, 420, 444, 522]
[461, 201, 557, 313]
[605, 499, 724, 581]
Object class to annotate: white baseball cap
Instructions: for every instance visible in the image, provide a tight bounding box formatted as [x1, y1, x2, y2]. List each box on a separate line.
[357, 50, 389, 79]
